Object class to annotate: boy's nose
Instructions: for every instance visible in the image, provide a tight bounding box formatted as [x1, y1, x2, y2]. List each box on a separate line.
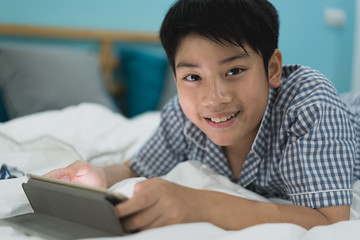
[202, 78, 232, 107]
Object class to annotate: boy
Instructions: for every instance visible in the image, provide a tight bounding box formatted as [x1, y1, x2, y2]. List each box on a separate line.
[46, 0, 360, 232]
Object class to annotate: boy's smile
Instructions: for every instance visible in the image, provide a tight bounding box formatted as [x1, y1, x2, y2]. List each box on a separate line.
[174, 33, 281, 151]
[204, 111, 239, 128]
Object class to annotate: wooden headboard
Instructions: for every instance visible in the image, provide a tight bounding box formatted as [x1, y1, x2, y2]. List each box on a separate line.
[0, 23, 160, 96]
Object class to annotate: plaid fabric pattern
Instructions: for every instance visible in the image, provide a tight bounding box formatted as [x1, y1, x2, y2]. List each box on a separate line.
[130, 65, 359, 208]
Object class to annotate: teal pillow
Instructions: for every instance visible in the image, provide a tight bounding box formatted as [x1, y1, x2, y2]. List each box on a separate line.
[119, 47, 168, 117]
[0, 87, 9, 122]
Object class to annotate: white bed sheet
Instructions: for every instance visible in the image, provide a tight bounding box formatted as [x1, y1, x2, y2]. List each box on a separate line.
[0, 103, 359, 240]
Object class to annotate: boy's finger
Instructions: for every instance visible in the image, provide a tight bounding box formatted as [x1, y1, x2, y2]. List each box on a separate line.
[44, 160, 85, 180]
[44, 168, 71, 180]
[121, 201, 162, 232]
[115, 188, 159, 218]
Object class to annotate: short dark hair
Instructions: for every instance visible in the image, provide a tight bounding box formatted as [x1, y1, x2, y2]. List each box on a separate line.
[159, 0, 279, 76]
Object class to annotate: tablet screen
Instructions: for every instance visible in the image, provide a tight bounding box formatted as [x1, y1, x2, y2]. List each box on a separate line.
[28, 174, 128, 202]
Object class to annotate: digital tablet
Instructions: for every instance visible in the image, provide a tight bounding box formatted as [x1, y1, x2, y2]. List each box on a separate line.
[0, 174, 128, 239]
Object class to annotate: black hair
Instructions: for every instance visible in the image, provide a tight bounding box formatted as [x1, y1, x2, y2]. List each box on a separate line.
[159, 0, 279, 76]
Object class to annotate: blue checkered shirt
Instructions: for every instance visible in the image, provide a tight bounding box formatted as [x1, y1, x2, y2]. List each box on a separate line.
[130, 65, 360, 208]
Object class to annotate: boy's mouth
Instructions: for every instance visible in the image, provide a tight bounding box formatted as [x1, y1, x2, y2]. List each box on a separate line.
[210, 113, 236, 123]
[205, 112, 240, 124]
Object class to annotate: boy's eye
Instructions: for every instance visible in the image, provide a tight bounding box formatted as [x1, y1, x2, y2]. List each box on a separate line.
[184, 74, 201, 81]
[226, 68, 242, 76]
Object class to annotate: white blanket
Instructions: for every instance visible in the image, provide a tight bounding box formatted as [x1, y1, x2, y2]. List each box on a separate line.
[0, 103, 360, 240]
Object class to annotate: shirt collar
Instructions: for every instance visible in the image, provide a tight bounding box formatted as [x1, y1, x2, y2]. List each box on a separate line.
[251, 88, 274, 160]
[183, 120, 208, 150]
[184, 121, 235, 180]
[237, 88, 274, 186]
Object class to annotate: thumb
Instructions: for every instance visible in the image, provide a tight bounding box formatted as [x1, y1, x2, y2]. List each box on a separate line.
[133, 178, 162, 195]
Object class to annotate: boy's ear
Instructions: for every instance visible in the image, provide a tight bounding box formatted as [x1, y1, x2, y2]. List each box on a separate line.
[268, 49, 282, 88]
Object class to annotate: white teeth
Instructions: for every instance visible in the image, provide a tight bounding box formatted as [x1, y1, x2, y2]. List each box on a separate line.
[210, 113, 236, 123]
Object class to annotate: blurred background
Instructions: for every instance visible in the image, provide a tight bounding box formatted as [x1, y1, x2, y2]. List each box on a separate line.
[0, 0, 359, 116]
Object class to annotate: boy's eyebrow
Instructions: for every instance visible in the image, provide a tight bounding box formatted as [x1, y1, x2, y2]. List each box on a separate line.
[175, 62, 199, 69]
[220, 52, 249, 64]
[176, 52, 249, 69]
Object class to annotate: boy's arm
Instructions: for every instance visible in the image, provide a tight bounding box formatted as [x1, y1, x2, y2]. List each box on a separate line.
[203, 189, 349, 230]
[115, 178, 350, 231]
[103, 160, 138, 187]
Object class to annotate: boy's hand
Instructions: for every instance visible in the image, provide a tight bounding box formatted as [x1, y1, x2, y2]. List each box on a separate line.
[44, 160, 107, 188]
[115, 178, 207, 231]
[115, 177, 351, 232]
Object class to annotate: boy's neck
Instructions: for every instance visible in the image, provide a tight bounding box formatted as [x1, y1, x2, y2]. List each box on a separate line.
[223, 125, 260, 181]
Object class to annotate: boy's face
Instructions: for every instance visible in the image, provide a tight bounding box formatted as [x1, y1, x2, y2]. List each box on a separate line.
[174, 33, 281, 147]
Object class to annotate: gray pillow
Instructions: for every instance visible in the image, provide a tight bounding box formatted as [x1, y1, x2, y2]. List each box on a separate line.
[0, 44, 117, 118]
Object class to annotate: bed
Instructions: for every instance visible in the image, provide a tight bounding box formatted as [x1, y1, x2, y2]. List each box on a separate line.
[0, 24, 360, 240]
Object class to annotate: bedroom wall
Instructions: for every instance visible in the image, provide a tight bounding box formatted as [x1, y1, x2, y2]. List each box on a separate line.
[352, 0, 360, 92]
[271, 0, 355, 93]
[0, 0, 173, 33]
[0, 0, 356, 93]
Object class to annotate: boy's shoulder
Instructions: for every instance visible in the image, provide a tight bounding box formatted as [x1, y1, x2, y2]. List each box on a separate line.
[275, 65, 344, 111]
[160, 95, 188, 125]
[281, 64, 334, 91]
[162, 95, 182, 115]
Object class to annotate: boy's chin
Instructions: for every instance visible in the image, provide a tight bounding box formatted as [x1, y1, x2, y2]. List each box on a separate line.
[208, 136, 236, 147]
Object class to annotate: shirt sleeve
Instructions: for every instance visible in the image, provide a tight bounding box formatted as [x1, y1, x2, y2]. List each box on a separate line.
[130, 97, 189, 178]
[281, 103, 356, 208]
